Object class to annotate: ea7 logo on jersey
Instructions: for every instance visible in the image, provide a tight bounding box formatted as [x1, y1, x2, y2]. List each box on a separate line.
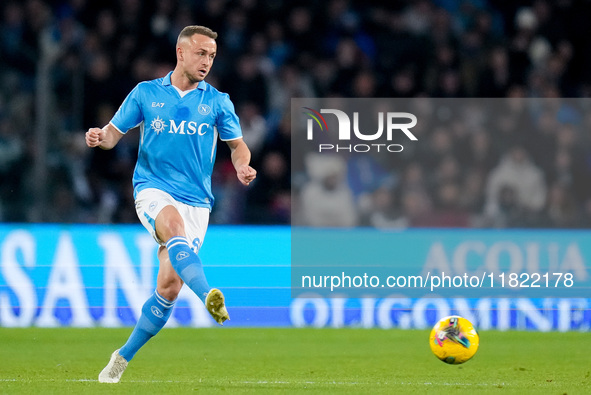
[152, 102, 165, 107]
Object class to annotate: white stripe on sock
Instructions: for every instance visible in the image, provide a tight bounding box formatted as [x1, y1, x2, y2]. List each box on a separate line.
[155, 291, 175, 308]
[166, 240, 189, 250]
[166, 236, 188, 246]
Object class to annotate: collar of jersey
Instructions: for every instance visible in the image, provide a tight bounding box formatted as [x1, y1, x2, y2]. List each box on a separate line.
[162, 71, 207, 91]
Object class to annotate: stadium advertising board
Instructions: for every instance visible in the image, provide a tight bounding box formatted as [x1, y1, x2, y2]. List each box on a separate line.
[0, 225, 589, 330]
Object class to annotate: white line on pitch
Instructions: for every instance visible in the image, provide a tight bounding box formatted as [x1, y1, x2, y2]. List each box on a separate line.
[0, 378, 508, 386]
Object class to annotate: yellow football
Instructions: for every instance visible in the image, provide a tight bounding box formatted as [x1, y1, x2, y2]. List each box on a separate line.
[429, 315, 479, 364]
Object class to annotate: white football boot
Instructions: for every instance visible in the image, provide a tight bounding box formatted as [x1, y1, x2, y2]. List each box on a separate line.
[98, 349, 128, 383]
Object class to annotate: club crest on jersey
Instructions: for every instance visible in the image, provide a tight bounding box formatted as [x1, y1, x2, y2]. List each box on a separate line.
[198, 104, 211, 115]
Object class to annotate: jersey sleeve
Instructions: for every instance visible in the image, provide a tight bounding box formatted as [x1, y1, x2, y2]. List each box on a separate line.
[216, 93, 243, 141]
[110, 84, 144, 134]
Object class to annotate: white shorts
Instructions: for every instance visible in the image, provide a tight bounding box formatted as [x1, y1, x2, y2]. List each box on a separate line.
[135, 188, 209, 253]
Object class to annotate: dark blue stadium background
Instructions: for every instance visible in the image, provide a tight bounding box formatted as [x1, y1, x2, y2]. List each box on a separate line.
[1, 0, 591, 227]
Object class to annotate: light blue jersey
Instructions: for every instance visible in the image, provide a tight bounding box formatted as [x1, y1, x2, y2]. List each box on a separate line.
[110, 72, 242, 209]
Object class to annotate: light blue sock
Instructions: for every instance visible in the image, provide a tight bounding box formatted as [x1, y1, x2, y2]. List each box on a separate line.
[166, 236, 211, 303]
[119, 291, 174, 361]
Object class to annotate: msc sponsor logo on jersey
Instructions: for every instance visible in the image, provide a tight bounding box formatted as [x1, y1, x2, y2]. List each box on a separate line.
[149, 117, 211, 136]
[150, 116, 167, 134]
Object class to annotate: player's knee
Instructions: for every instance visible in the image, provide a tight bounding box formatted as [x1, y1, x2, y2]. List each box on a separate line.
[155, 206, 186, 242]
[156, 219, 185, 242]
[157, 283, 181, 302]
[157, 276, 183, 301]
[167, 218, 185, 236]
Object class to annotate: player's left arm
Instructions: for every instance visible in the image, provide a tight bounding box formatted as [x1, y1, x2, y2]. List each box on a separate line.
[226, 138, 257, 186]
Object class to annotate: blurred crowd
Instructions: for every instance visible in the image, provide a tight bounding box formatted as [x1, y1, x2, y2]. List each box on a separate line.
[294, 98, 591, 229]
[1, 0, 591, 228]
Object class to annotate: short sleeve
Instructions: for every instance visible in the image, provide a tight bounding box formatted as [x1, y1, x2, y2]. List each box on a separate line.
[216, 93, 242, 141]
[110, 84, 144, 133]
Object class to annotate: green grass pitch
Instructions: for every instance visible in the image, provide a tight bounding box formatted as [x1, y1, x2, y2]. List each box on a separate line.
[0, 327, 589, 394]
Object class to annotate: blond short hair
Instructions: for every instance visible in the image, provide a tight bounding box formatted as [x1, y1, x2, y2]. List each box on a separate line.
[177, 25, 218, 43]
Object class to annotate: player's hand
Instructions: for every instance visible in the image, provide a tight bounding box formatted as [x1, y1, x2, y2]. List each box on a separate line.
[85, 127, 105, 148]
[237, 165, 257, 186]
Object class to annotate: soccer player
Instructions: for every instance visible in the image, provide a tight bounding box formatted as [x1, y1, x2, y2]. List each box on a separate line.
[86, 25, 257, 383]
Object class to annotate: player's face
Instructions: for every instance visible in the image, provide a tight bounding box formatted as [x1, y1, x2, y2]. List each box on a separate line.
[180, 34, 217, 83]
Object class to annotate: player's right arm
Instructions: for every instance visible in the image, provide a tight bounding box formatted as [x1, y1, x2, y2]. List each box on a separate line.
[86, 123, 124, 150]
[87, 83, 144, 150]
